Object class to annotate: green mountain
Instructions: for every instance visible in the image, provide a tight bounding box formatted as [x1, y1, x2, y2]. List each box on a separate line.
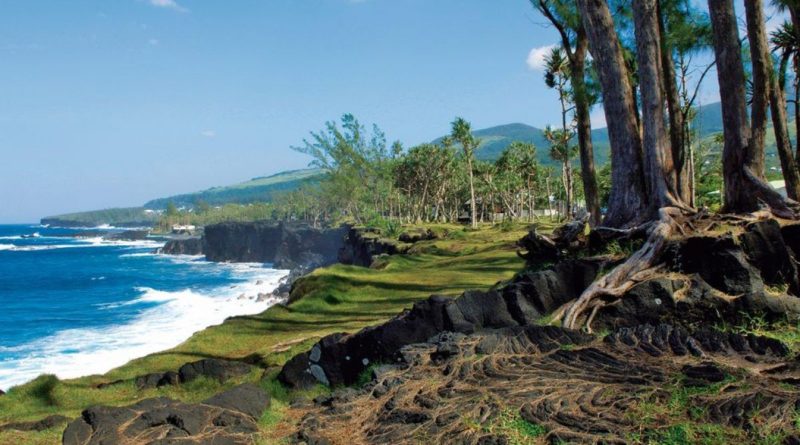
[439, 102, 735, 168]
[45, 101, 791, 227]
[41, 169, 324, 227]
[143, 168, 323, 210]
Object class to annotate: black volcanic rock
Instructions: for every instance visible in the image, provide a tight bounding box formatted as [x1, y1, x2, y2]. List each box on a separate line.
[338, 227, 405, 267]
[62, 384, 269, 445]
[278, 259, 601, 388]
[158, 237, 203, 256]
[203, 221, 348, 269]
[178, 358, 253, 384]
[0, 414, 68, 432]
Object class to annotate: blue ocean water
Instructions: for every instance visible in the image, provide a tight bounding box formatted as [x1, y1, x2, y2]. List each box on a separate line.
[0, 224, 287, 390]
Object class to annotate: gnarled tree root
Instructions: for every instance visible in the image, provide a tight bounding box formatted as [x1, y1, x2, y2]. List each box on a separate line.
[561, 207, 683, 331]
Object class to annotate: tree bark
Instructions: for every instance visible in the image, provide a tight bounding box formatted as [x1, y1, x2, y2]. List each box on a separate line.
[748, 0, 800, 200]
[744, 0, 769, 180]
[468, 157, 477, 228]
[577, 0, 648, 227]
[709, 0, 796, 215]
[573, 34, 601, 227]
[634, 0, 682, 209]
[658, 2, 691, 203]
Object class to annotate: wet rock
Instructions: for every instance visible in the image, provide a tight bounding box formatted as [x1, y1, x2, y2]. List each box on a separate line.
[157, 237, 203, 255]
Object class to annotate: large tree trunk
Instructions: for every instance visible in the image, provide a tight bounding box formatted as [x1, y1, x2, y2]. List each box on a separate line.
[658, 2, 691, 203]
[709, 0, 757, 212]
[744, 0, 769, 180]
[746, 0, 800, 200]
[573, 35, 602, 227]
[634, 0, 682, 209]
[709, 0, 796, 216]
[577, 0, 647, 227]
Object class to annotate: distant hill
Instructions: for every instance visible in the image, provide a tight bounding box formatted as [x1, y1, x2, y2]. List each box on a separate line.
[435, 123, 613, 168]
[42, 169, 324, 227]
[41, 207, 160, 228]
[45, 101, 793, 227]
[144, 168, 323, 210]
[434, 102, 735, 168]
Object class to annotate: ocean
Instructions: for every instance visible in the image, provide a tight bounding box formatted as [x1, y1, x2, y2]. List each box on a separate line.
[0, 224, 287, 391]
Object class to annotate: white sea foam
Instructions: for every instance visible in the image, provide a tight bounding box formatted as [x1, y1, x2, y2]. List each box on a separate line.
[0, 266, 289, 390]
[0, 238, 164, 252]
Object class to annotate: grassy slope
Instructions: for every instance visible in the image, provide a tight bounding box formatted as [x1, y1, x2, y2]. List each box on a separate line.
[0, 222, 534, 445]
[143, 168, 323, 209]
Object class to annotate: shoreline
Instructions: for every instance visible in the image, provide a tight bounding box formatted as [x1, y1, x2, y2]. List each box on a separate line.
[0, 251, 290, 391]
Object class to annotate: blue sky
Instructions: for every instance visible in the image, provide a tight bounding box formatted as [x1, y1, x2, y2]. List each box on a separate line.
[0, 0, 768, 222]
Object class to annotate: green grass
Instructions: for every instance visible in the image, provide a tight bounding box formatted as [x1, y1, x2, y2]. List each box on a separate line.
[0, 222, 530, 444]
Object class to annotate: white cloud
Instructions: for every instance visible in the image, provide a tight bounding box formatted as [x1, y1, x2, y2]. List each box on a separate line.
[148, 38, 159, 46]
[147, 0, 187, 12]
[526, 44, 558, 71]
[201, 130, 216, 138]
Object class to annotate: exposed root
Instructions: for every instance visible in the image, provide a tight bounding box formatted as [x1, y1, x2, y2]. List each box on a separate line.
[562, 207, 682, 331]
[743, 166, 800, 219]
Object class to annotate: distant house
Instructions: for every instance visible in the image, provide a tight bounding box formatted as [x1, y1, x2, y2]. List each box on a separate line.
[172, 224, 197, 235]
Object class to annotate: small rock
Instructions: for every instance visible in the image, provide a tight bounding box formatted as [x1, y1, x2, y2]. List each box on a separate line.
[256, 280, 263, 285]
[238, 294, 246, 300]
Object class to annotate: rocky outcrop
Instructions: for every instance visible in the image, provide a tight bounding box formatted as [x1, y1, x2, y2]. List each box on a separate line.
[135, 358, 253, 390]
[280, 219, 800, 390]
[278, 259, 600, 388]
[203, 222, 348, 270]
[291, 324, 799, 444]
[62, 384, 269, 445]
[338, 228, 407, 267]
[157, 237, 203, 256]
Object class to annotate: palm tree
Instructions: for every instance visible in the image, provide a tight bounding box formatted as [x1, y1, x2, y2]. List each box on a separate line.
[451, 118, 479, 228]
[544, 47, 577, 219]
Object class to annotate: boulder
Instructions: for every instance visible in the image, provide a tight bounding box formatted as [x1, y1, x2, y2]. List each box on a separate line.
[202, 383, 270, 419]
[666, 234, 763, 295]
[738, 220, 800, 295]
[157, 237, 203, 256]
[178, 358, 253, 384]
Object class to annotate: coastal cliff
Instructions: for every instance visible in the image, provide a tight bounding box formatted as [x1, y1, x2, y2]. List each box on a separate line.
[197, 222, 349, 270]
